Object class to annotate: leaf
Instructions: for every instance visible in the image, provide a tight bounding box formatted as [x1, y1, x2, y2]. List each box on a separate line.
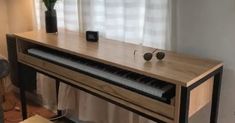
[42, 0, 58, 11]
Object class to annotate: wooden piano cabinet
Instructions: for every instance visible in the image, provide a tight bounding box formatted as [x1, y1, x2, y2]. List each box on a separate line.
[13, 31, 223, 123]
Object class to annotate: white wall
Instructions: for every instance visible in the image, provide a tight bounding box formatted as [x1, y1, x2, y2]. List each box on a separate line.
[176, 0, 235, 123]
[0, 0, 34, 91]
[0, 0, 34, 58]
[0, 0, 9, 57]
[6, 0, 34, 33]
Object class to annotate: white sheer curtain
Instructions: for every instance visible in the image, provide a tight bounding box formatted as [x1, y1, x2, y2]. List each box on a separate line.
[79, 0, 171, 49]
[34, 0, 171, 122]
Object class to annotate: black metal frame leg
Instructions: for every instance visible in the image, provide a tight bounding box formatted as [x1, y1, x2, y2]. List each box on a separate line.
[19, 63, 27, 120]
[20, 73, 62, 120]
[210, 68, 223, 123]
[179, 87, 190, 123]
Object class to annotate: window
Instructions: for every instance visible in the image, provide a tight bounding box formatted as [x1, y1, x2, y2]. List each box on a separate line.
[34, 0, 171, 49]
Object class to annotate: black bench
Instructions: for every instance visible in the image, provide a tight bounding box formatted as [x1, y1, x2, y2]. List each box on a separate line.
[0, 57, 10, 123]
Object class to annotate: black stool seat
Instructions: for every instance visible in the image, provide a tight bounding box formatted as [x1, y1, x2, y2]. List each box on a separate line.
[0, 57, 9, 79]
[0, 57, 9, 123]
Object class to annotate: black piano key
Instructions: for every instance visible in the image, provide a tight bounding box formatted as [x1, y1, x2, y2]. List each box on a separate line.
[92, 63, 100, 67]
[104, 67, 118, 73]
[132, 75, 142, 80]
[113, 69, 123, 74]
[145, 79, 156, 85]
[102, 66, 111, 71]
[87, 62, 97, 67]
[95, 64, 107, 69]
[150, 81, 158, 86]
[150, 81, 159, 87]
[152, 81, 165, 89]
[140, 77, 152, 84]
[138, 77, 146, 82]
[136, 76, 146, 82]
[144, 77, 152, 83]
[75, 59, 81, 63]
[158, 82, 167, 89]
[76, 59, 86, 64]
[116, 70, 129, 76]
[126, 73, 140, 80]
[123, 72, 132, 77]
[122, 73, 133, 78]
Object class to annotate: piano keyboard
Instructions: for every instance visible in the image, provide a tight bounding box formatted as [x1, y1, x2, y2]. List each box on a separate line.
[27, 48, 175, 103]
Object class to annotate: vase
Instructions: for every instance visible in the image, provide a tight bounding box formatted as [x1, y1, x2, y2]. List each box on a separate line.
[45, 9, 58, 33]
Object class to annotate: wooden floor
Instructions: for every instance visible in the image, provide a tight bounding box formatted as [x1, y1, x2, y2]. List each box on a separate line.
[3, 92, 74, 123]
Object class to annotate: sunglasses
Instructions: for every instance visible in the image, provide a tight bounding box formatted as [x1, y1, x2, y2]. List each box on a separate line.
[134, 49, 165, 61]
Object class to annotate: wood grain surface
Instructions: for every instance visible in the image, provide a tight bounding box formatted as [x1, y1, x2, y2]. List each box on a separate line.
[14, 31, 223, 87]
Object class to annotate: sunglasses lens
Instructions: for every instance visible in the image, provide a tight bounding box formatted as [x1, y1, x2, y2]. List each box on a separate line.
[143, 53, 153, 61]
[156, 52, 165, 60]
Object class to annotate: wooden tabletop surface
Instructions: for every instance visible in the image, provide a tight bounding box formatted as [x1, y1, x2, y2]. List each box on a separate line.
[14, 30, 223, 87]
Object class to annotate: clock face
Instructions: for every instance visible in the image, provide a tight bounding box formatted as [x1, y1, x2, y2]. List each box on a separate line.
[86, 31, 99, 42]
[88, 34, 96, 40]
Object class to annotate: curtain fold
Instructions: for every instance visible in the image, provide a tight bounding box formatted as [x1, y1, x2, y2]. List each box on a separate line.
[34, 0, 171, 122]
